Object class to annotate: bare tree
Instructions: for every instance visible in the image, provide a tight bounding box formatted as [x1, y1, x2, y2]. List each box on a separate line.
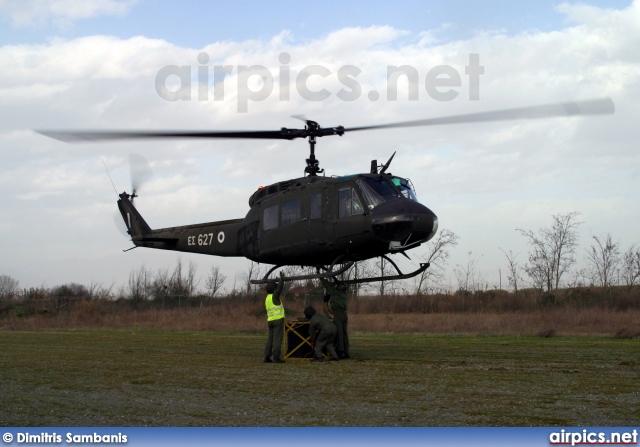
[379, 257, 388, 297]
[0, 274, 19, 299]
[166, 258, 200, 300]
[170, 258, 185, 297]
[244, 261, 262, 297]
[414, 229, 459, 295]
[87, 281, 114, 300]
[499, 248, 522, 295]
[205, 265, 226, 298]
[566, 267, 587, 289]
[151, 267, 171, 303]
[185, 260, 200, 296]
[375, 256, 401, 297]
[517, 212, 582, 294]
[453, 251, 483, 293]
[585, 233, 620, 289]
[343, 259, 377, 297]
[128, 265, 151, 301]
[620, 243, 640, 288]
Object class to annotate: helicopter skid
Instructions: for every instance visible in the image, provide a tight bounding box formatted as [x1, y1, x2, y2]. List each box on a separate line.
[250, 257, 430, 285]
[250, 262, 354, 285]
[343, 260, 430, 285]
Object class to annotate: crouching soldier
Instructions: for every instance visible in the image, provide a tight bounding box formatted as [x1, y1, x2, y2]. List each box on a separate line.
[304, 306, 339, 362]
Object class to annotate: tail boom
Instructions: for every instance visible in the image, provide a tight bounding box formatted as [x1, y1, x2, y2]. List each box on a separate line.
[117, 192, 243, 257]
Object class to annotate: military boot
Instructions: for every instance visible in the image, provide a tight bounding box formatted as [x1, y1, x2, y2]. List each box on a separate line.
[263, 356, 272, 363]
[311, 356, 323, 363]
[273, 356, 285, 363]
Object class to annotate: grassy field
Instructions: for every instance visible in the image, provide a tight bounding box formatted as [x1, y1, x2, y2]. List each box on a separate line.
[1, 330, 638, 426]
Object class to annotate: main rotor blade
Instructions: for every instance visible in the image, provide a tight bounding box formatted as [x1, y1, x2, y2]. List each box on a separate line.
[36, 97, 613, 144]
[344, 97, 614, 132]
[35, 129, 306, 143]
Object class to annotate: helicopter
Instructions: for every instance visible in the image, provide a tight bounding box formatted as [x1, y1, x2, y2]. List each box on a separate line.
[38, 98, 614, 285]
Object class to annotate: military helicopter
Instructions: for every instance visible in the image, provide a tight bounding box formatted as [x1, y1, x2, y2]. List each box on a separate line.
[38, 98, 614, 284]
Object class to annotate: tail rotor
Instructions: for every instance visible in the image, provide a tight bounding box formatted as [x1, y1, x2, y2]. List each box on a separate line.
[129, 154, 153, 204]
[103, 154, 153, 238]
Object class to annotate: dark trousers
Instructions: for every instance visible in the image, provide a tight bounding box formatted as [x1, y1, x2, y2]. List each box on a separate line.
[315, 326, 338, 359]
[264, 318, 284, 359]
[332, 308, 349, 355]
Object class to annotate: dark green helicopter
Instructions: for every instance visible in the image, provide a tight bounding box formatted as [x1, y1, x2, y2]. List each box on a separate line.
[38, 98, 614, 284]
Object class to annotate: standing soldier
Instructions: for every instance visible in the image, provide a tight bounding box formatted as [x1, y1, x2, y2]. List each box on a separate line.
[304, 306, 340, 362]
[264, 272, 285, 363]
[320, 278, 350, 359]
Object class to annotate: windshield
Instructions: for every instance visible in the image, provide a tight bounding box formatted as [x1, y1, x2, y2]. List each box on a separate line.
[357, 176, 402, 209]
[392, 177, 418, 202]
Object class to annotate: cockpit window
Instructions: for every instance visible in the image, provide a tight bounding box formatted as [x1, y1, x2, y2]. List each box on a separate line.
[363, 176, 401, 199]
[392, 177, 418, 202]
[357, 176, 402, 210]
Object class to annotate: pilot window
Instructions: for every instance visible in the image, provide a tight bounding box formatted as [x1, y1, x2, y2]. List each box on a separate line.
[338, 187, 364, 218]
[263, 205, 278, 230]
[362, 176, 401, 200]
[310, 193, 321, 219]
[357, 176, 402, 210]
[282, 199, 301, 226]
[392, 177, 418, 201]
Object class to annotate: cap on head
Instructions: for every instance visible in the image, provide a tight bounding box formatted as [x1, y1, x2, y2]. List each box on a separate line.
[265, 282, 277, 294]
[336, 282, 347, 292]
[304, 306, 316, 320]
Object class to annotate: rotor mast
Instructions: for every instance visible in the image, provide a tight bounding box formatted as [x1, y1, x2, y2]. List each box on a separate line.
[304, 120, 322, 176]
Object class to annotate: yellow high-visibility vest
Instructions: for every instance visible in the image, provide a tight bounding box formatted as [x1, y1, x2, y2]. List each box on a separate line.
[265, 294, 285, 321]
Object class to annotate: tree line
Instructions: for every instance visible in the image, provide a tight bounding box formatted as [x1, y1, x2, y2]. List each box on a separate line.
[1, 212, 639, 313]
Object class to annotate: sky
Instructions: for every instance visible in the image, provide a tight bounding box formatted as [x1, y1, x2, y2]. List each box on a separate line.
[0, 0, 638, 293]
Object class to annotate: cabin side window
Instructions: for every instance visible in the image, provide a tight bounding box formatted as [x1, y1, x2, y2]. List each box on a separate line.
[263, 205, 278, 230]
[282, 199, 301, 226]
[310, 193, 322, 219]
[338, 187, 364, 218]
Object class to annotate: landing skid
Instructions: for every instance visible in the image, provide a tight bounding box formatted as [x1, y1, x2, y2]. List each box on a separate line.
[250, 262, 354, 285]
[343, 256, 430, 285]
[250, 255, 430, 285]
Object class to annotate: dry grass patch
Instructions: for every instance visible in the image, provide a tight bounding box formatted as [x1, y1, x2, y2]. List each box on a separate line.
[2, 300, 639, 338]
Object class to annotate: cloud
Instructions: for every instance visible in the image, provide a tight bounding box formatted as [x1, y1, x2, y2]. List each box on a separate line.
[0, 0, 137, 28]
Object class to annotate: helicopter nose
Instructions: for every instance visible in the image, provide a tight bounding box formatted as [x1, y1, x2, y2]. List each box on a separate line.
[428, 217, 439, 241]
[369, 199, 438, 244]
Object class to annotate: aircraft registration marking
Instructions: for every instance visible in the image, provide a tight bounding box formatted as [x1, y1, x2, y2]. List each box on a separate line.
[187, 233, 215, 246]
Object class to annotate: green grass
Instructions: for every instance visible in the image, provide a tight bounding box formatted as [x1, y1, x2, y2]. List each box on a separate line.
[0, 330, 638, 426]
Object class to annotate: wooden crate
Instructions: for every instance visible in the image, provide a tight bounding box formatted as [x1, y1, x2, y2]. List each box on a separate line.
[284, 319, 330, 360]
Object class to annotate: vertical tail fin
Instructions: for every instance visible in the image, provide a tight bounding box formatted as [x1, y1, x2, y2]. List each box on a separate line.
[117, 192, 151, 237]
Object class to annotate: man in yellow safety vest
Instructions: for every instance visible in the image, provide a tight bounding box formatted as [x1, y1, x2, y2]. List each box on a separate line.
[264, 272, 285, 363]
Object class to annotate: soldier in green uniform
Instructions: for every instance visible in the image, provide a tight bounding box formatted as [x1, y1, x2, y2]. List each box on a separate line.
[320, 278, 350, 359]
[304, 306, 339, 362]
[264, 272, 285, 363]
